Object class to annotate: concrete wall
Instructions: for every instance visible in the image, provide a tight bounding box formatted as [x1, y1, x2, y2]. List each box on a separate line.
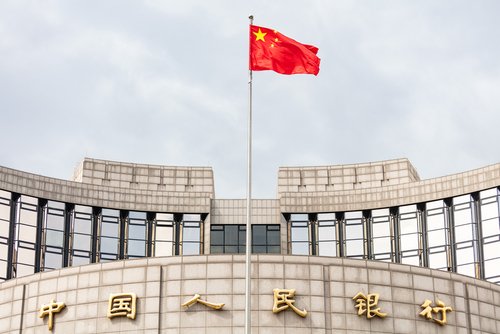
[279, 162, 500, 213]
[0, 165, 212, 213]
[73, 158, 215, 195]
[278, 158, 421, 193]
[1, 255, 499, 333]
[1, 158, 499, 214]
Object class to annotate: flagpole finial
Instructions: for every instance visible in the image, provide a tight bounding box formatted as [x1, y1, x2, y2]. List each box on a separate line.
[249, 15, 253, 20]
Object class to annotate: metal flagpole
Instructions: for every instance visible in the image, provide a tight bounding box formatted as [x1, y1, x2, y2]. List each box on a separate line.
[244, 14, 254, 334]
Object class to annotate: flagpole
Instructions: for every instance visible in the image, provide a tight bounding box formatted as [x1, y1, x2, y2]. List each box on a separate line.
[245, 14, 254, 334]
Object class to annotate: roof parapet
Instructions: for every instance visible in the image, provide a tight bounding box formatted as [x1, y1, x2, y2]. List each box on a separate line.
[278, 158, 420, 193]
[72, 157, 215, 195]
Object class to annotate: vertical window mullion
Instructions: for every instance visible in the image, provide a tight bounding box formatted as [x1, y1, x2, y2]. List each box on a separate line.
[119, 210, 127, 260]
[35, 199, 45, 273]
[391, 207, 400, 263]
[91, 207, 100, 263]
[445, 198, 455, 272]
[147, 212, 154, 257]
[363, 210, 372, 260]
[174, 214, 182, 256]
[6, 193, 19, 280]
[472, 192, 484, 279]
[418, 203, 428, 268]
[309, 213, 317, 256]
[337, 212, 344, 257]
[63, 203, 72, 268]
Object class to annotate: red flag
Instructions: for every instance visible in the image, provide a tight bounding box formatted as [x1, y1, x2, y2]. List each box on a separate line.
[249, 25, 320, 75]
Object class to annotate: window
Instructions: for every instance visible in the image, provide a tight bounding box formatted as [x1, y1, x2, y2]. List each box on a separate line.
[211, 225, 245, 254]
[426, 200, 450, 271]
[70, 205, 93, 266]
[480, 188, 500, 283]
[181, 214, 202, 255]
[210, 224, 280, 254]
[289, 214, 310, 255]
[252, 225, 280, 254]
[399, 205, 422, 266]
[316, 213, 338, 256]
[344, 211, 365, 259]
[13, 195, 38, 278]
[371, 209, 393, 261]
[0, 190, 11, 281]
[452, 194, 478, 277]
[41, 201, 66, 271]
[153, 213, 175, 257]
[126, 211, 147, 258]
[99, 209, 120, 261]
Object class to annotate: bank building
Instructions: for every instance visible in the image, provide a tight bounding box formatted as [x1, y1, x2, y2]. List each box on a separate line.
[0, 157, 499, 333]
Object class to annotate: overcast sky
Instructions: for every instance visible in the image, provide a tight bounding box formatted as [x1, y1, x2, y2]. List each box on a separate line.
[0, 1, 499, 199]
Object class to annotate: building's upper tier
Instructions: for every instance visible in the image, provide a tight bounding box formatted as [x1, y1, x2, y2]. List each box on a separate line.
[0, 157, 499, 212]
[72, 157, 215, 194]
[278, 158, 421, 192]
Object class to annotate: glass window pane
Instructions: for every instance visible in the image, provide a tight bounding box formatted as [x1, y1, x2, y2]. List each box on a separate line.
[318, 225, 335, 241]
[291, 224, 309, 242]
[128, 239, 146, 257]
[74, 213, 92, 234]
[252, 225, 266, 245]
[182, 242, 199, 255]
[211, 245, 223, 254]
[291, 242, 309, 255]
[345, 224, 363, 239]
[211, 228, 223, 246]
[267, 245, 281, 254]
[252, 245, 267, 253]
[225, 225, 239, 245]
[183, 225, 200, 242]
[239, 227, 246, 245]
[345, 239, 364, 257]
[102, 221, 119, 236]
[225, 245, 239, 253]
[44, 251, 63, 270]
[155, 241, 173, 257]
[100, 237, 118, 255]
[267, 227, 280, 246]
[72, 255, 90, 266]
[428, 248, 447, 269]
[19, 224, 37, 242]
[485, 257, 500, 280]
[46, 230, 64, 247]
[73, 233, 91, 251]
[157, 225, 173, 241]
[318, 241, 336, 256]
[129, 224, 146, 240]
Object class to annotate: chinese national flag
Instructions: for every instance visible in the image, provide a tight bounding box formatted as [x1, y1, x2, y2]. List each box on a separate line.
[249, 25, 320, 75]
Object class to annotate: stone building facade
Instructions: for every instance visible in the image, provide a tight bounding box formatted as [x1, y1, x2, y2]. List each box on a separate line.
[0, 157, 499, 333]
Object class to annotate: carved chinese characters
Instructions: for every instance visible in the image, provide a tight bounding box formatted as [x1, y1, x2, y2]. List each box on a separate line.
[182, 294, 225, 310]
[37, 288, 455, 329]
[352, 292, 387, 319]
[107, 293, 137, 320]
[419, 299, 453, 325]
[38, 300, 66, 331]
[272, 288, 308, 317]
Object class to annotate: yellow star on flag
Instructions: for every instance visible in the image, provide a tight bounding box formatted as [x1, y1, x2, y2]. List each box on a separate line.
[253, 28, 267, 42]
